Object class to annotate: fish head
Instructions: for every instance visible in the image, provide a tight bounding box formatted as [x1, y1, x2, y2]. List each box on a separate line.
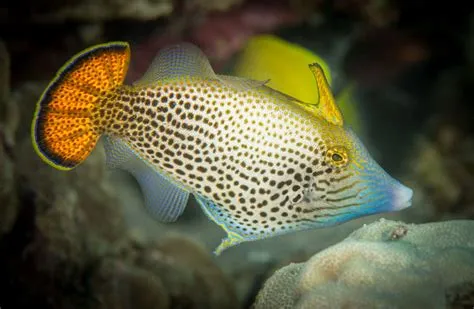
[300, 124, 413, 226]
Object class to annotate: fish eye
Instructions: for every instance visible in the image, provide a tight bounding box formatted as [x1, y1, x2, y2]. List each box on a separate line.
[332, 153, 343, 161]
[326, 146, 349, 167]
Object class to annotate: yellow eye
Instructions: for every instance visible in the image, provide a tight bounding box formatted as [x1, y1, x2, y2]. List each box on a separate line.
[326, 146, 349, 167]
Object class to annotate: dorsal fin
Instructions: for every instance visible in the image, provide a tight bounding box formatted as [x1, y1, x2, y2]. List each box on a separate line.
[308, 63, 344, 126]
[133, 43, 217, 86]
[134, 43, 269, 92]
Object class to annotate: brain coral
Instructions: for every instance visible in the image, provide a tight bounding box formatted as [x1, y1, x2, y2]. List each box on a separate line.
[253, 218, 474, 309]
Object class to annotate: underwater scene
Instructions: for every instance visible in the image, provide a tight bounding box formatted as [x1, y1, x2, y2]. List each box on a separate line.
[1, 0, 474, 308]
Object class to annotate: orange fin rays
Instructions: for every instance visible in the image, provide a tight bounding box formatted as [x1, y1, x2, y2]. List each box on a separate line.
[32, 41, 131, 170]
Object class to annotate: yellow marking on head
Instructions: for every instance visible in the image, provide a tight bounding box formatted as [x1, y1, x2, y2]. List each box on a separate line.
[31, 41, 131, 170]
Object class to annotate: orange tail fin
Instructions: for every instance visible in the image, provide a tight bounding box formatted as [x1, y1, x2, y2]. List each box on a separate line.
[32, 42, 130, 170]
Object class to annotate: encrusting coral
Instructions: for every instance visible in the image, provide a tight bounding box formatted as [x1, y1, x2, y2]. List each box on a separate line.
[253, 218, 474, 309]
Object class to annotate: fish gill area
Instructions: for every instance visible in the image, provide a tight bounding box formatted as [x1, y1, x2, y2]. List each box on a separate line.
[1, 0, 474, 308]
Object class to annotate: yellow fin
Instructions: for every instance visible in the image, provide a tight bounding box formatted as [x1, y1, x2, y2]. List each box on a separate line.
[309, 63, 344, 126]
[261, 63, 344, 126]
[32, 41, 130, 170]
[233, 34, 333, 102]
[233, 35, 348, 127]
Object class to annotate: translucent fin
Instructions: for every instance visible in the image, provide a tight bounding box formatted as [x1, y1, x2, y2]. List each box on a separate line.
[308, 63, 344, 126]
[262, 86, 309, 105]
[103, 135, 189, 223]
[32, 42, 130, 170]
[133, 43, 217, 86]
[217, 75, 270, 91]
[194, 194, 246, 255]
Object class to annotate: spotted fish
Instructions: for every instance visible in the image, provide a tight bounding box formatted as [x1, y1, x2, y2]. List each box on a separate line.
[31, 42, 413, 255]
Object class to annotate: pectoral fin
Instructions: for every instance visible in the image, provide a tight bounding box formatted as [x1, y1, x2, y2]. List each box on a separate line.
[103, 135, 189, 223]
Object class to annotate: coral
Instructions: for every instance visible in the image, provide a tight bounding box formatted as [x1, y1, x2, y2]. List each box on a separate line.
[5, 0, 255, 22]
[0, 39, 18, 238]
[408, 115, 474, 220]
[185, 0, 244, 12]
[411, 136, 463, 211]
[404, 15, 474, 220]
[253, 263, 303, 309]
[10, 0, 173, 22]
[91, 258, 170, 309]
[90, 235, 238, 309]
[0, 131, 16, 238]
[253, 219, 474, 309]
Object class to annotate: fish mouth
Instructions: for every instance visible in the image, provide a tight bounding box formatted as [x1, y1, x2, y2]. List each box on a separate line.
[391, 183, 413, 210]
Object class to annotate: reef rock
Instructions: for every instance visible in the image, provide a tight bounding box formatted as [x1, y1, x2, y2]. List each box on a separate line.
[18, 0, 173, 22]
[0, 39, 18, 239]
[6, 0, 248, 22]
[90, 235, 238, 309]
[254, 218, 474, 309]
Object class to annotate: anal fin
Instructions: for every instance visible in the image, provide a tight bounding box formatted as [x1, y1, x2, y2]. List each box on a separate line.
[103, 135, 189, 222]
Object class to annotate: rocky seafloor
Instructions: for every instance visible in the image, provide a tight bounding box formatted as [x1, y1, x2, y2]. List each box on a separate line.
[1, 0, 474, 308]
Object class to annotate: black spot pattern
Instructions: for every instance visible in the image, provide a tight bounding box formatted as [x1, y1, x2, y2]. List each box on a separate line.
[104, 78, 355, 238]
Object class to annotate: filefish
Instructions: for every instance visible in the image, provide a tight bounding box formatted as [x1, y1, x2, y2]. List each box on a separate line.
[31, 42, 413, 255]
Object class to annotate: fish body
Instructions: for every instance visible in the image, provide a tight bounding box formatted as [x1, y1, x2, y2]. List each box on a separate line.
[32, 42, 413, 255]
